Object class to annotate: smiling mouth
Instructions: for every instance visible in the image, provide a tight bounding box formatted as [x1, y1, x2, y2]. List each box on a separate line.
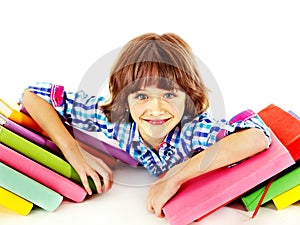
[143, 118, 170, 125]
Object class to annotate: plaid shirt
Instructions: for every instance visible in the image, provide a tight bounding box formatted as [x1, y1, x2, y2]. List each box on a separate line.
[23, 82, 271, 176]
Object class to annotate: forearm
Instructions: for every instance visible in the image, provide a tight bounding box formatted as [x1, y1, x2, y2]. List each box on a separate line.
[22, 89, 113, 194]
[22, 89, 78, 159]
[173, 128, 270, 186]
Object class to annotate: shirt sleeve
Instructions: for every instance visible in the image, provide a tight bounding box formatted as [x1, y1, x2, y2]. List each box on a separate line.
[20, 82, 113, 135]
[191, 109, 271, 152]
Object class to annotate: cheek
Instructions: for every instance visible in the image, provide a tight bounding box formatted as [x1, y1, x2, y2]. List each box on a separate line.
[170, 99, 186, 117]
[129, 104, 144, 120]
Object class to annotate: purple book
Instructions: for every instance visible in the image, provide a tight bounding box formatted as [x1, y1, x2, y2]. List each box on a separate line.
[20, 106, 138, 167]
[69, 126, 138, 167]
[288, 110, 300, 120]
[0, 114, 62, 156]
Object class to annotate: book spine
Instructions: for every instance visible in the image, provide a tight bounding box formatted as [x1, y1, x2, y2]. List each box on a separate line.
[0, 114, 62, 155]
[241, 163, 300, 211]
[273, 184, 300, 210]
[0, 126, 97, 193]
[0, 142, 87, 203]
[0, 187, 33, 216]
[0, 162, 63, 212]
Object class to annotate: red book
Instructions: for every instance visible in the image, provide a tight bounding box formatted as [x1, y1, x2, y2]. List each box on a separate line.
[258, 104, 300, 161]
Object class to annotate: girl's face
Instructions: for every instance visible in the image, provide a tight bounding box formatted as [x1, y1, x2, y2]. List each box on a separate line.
[128, 85, 186, 148]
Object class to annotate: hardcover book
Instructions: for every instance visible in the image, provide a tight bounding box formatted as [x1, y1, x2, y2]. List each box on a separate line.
[0, 113, 61, 156]
[258, 104, 300, 161]
[0, 98, 47, 136]
[0, 162, 63, 212]
[272, 183, 300, 210]
[69, 126, 138, 167]
[0, 142, 87, 203]
[0, 125, 97, 193]
[241, 108, 300, 211]
[0, 187, 33, 216]
[162, 131, 295, 225]
[241, 162, 300, 211]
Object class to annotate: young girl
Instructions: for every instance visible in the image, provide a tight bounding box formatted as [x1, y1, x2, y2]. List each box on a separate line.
[21, 33, 271, 217]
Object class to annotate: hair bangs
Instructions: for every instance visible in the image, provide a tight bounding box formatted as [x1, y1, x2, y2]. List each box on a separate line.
[129, 61, 184, 93]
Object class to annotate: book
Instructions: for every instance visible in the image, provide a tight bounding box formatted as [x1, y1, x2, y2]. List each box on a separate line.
[288, 110, 300, 120]
[69, 126, 139, 167]
[241, 108, 300, 211]
[162, 131, 295, 225]
[270, 109, 300, 210]
[241, 162, 300, 211]
[0, 107, 121, 167]
[0, 142, 87, 203]
[0, 162, 63, 212]
[0, 125, 97, 193]
[77, 139, 118, 168]
[0, 98, 47, 136]
[258, 104, 300, 161]
[20, 102, 138, 167]
[0, 187, 33, 216]
[272, 183, 300, 210]
[0, 113, 61, 156]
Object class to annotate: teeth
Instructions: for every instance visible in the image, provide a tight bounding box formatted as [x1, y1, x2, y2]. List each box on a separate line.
[150, 120, 164, 125]
[145, 119, 168, 125]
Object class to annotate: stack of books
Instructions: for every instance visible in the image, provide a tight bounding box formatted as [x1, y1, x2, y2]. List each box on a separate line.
[162, 105, 299, 225]
[241, 105, 300, 211]
[0, 98, 138, 216]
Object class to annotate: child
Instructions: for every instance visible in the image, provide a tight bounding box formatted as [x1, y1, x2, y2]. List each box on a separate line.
[21, 33, 271, 217]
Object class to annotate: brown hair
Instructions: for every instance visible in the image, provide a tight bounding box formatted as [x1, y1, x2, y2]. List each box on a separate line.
[101, 33, 209, 122]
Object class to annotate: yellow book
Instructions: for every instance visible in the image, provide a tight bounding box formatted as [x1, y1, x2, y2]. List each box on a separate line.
[0, 98, 47, 136]
[0, 187, 33, 216]
[272, 184, 300, 210]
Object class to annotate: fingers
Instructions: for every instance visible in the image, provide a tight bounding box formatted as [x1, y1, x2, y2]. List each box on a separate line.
[92, 160, 113, 193]
[147, 173, 181, 218]
[147, 184, 165, 218]
[147, 197, 165, 218]
[78, 146, 114, 194]
[95, 158, 113, 192]
[89, 170, 103, 194]
[77, 169, 93, 195]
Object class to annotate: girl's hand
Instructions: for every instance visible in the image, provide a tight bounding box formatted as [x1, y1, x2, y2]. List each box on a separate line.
[66, 142, 113, 195]
[21, 89, 114, 195]
[147, 163, 185, 218]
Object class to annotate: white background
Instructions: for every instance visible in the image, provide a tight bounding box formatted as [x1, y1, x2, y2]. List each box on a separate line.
[0, 1, 299, 225]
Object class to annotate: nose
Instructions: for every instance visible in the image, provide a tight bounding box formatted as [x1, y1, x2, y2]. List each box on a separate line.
[147, 96, 164, 116]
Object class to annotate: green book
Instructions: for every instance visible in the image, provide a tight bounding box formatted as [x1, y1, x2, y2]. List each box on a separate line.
[241, 162, 300, 211]
[0, 162, 63, 212]
[0, 125, 97, 192]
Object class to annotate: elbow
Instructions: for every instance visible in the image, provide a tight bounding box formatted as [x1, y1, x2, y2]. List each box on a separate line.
[250, 128, 270, 154]
[22, 89, 32, 108]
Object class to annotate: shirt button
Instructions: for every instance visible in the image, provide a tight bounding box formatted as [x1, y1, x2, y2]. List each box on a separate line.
[160, 142, 168, 148]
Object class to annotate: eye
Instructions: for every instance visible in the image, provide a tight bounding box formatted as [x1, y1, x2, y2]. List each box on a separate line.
[163, 92, 177, 99]
[135, 93, 148, 100]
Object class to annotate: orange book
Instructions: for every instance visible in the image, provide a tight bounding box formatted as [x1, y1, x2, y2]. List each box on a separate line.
[0, 98, 47, 136]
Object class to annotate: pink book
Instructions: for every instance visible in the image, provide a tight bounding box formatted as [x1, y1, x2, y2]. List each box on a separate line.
[0, 142, 87, 203]
[162, 131, 295, 225]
